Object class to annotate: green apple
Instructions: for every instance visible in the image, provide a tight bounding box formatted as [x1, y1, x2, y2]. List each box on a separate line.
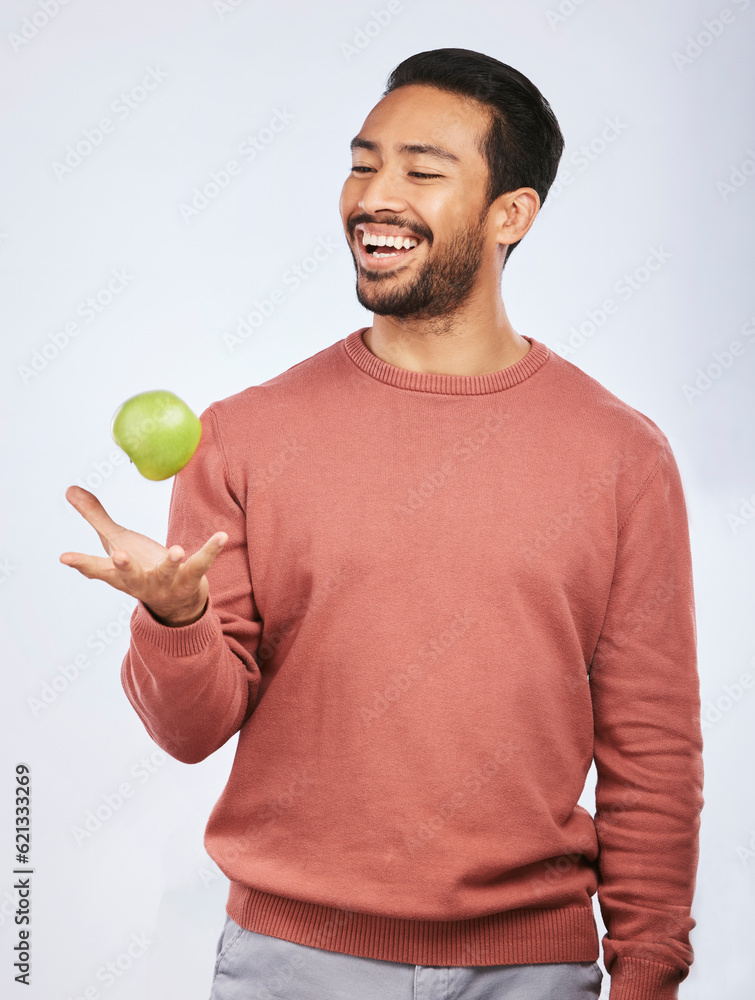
[111, 390, 202, 481]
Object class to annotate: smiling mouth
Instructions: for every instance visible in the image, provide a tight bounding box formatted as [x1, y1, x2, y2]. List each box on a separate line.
[354, 226, 424, 267]
[363, 243, 418, 261]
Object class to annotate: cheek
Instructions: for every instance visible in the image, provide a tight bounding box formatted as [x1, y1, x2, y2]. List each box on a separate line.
[417, 191, 458, 233]
[337, 184, 349, 222]
[339, 177, 360, 216]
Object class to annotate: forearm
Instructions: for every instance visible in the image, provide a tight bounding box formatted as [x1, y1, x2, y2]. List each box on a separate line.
[590, 441, 704, 997]
[592, 692, 703, 991]
[118, 401, 265, 764]
[121, 595, 262, 764]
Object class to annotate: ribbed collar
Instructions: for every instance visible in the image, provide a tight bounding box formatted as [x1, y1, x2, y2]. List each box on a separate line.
[343, 327, 550, 395]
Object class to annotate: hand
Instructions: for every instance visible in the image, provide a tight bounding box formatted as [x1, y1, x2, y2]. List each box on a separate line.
[59, 485, 228, 627]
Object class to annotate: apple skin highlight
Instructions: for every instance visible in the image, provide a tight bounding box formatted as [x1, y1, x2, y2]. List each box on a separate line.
[111, 390, 202, 481]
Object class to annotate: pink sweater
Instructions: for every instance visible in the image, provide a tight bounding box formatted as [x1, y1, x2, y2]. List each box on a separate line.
[121, 329, 704, 999]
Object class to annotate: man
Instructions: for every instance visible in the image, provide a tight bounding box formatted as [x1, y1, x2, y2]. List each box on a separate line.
[61, 48, 704, 999]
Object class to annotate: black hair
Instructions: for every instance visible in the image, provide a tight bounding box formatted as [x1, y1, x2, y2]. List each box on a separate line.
[383, 48, 565, 265]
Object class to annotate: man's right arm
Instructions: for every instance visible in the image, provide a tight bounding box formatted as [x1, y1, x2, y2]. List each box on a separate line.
[120, 404, 264, 764]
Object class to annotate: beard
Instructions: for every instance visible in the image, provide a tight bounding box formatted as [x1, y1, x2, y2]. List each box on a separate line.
[348, 209, 490, 320]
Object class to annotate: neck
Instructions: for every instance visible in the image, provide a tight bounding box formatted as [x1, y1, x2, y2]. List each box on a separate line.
[363, 292, 530, 377]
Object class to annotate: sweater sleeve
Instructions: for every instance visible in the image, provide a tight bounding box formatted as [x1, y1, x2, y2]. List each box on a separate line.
[588, 440, 704, 1000]
[120, 404, 263, 765]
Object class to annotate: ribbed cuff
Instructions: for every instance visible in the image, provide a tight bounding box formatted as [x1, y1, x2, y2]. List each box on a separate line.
[129, 596, 220, 656]
[608, 956, 682, 999]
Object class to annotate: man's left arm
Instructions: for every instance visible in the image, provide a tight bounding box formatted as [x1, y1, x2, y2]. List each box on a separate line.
[589, 438, 705, 1000]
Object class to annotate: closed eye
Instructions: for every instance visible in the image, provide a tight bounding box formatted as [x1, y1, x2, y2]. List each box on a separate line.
[350, 167, 442, 179]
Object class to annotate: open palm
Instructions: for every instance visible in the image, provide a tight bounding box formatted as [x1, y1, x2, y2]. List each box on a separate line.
[59, 485, 227, 626]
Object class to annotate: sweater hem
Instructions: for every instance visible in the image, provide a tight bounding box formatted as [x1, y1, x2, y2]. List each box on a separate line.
[226, 881, 599, 966]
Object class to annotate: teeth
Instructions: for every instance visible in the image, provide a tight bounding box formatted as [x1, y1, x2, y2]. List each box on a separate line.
[360, 230, 419, 250]
[373, 252, 400, 258]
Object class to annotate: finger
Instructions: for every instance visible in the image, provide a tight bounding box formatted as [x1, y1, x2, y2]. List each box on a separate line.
[64, 486, 121, 553]
[59, 550, 132, 591]
[151, 545, 189, 584]
[175, 532, 228, 582]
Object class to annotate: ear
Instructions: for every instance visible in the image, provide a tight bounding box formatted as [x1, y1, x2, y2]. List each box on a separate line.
[491, 187, 541, 251]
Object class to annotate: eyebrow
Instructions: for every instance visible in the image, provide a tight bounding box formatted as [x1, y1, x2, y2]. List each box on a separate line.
[349, 136, 460, 164]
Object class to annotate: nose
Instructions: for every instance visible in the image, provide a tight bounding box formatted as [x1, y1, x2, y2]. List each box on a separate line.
[357, 166, 407, 217]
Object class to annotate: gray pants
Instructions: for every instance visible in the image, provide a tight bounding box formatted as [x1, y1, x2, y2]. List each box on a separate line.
[209, 915, 604, 999]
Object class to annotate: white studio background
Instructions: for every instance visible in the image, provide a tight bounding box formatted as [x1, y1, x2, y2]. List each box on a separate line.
[1, 0, 753, 997]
